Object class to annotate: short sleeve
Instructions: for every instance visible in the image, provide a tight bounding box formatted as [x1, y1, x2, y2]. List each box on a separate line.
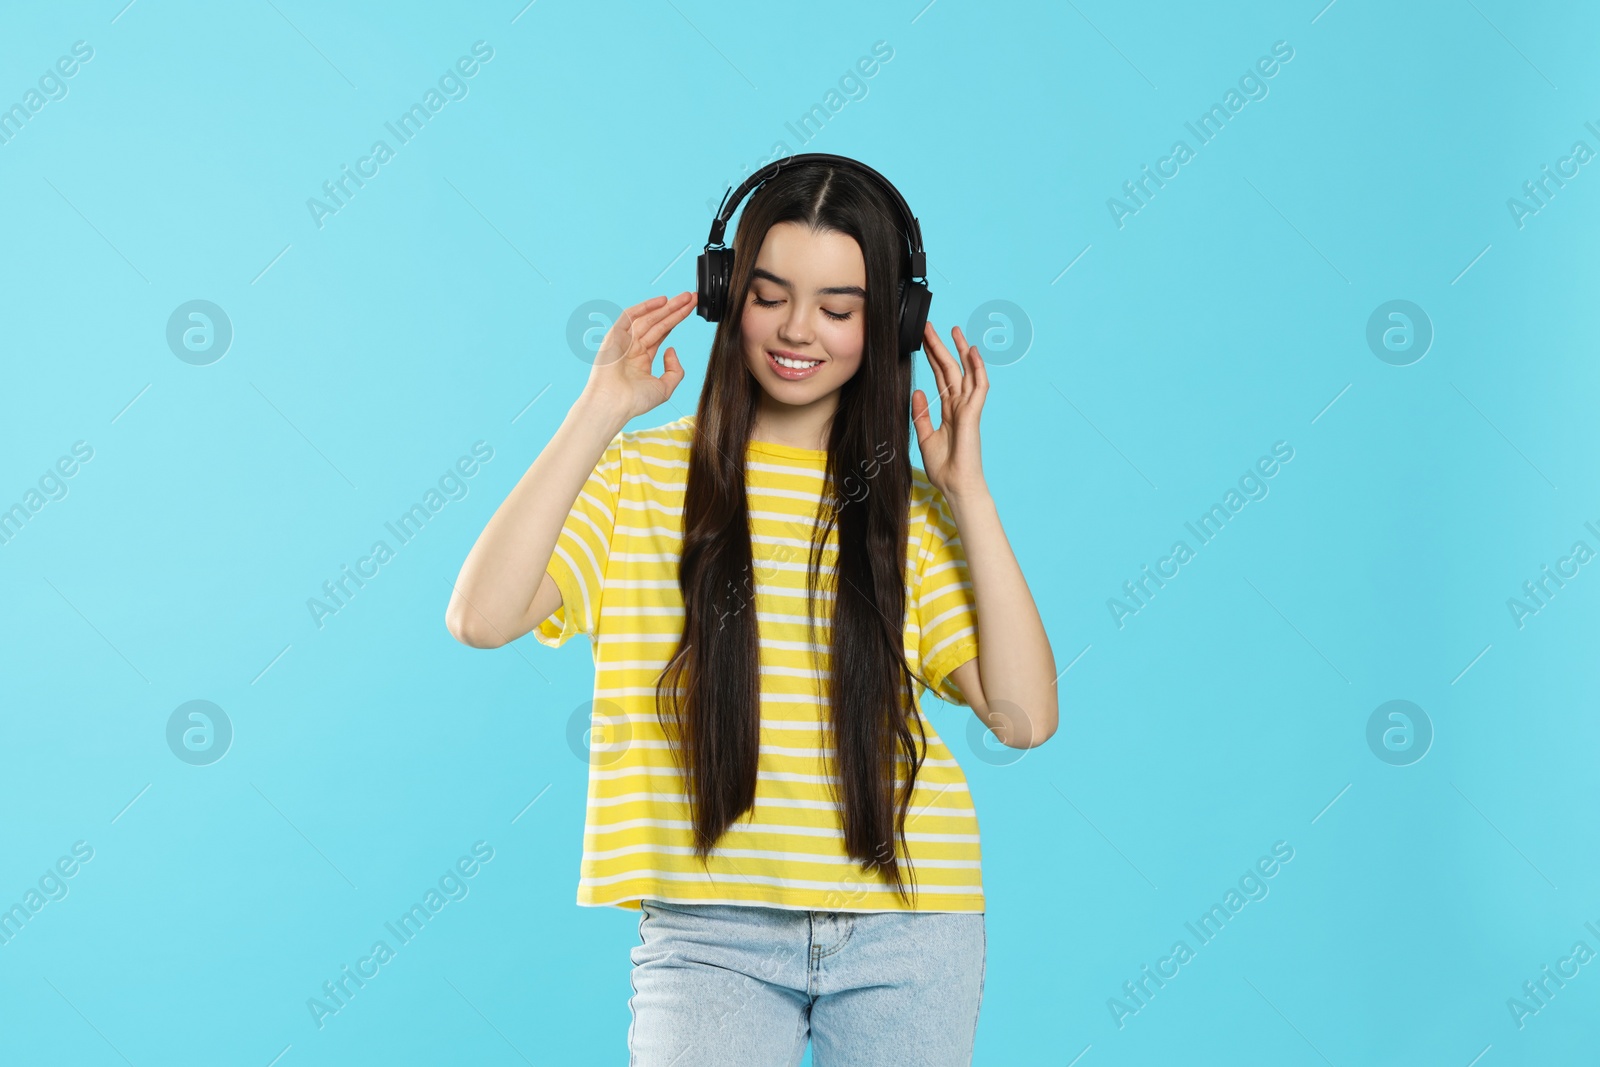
[534, 432, 623, 648]
[915, 483, 980, 705]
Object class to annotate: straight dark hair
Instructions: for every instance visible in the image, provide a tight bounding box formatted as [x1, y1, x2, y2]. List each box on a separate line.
[653, 160, 940, 906]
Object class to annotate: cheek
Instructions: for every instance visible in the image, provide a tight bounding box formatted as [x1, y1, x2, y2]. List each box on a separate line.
[824, 322, 865, 368]
[741, 305, 779, 347]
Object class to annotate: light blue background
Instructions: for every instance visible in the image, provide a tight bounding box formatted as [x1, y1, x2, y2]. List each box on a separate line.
[2, 1, 1597, 1064]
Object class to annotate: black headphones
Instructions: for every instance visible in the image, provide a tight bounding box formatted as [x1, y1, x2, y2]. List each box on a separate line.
[695, 152, 931, 356]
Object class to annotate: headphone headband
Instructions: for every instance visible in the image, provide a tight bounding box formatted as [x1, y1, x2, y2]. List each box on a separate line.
[705, 152, 927, 280]
[695, 152, 932, 355]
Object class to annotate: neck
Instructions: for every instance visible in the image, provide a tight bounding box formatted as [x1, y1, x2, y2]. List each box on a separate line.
[751, 391, 837, 451]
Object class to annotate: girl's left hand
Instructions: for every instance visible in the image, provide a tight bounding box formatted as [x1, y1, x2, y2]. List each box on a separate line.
[911, 320, 989, 502]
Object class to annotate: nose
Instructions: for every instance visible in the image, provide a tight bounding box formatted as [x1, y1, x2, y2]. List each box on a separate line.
[779, 303, 815, 344]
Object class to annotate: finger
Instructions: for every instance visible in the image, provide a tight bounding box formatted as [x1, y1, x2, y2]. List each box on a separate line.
[922, 320, 962, 396]
[630, 292, 694, 337]
[922, 346, 951, 409]
[950, 323, 989, 405]
[660, 347, 685, 394]
[923, 318, 957, 368]
[621, 294, 670, 318]
[618, 294, 670, 333]
[951, 325, 977, 397]
[921, 323, 955, 403]
[637, 292, 698, 350]
[910, 389, 938, 448]
[629, 291, 695, 342]
[964, 329, 989, 401]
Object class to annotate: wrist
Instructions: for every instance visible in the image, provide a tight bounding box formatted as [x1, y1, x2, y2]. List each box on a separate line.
[574, 389, 633, 434]
[944, 485, 994, 529]
[943, 480, 992, 509]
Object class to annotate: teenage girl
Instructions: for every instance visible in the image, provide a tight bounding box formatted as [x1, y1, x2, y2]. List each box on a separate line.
[446, 157, 1057, 1066]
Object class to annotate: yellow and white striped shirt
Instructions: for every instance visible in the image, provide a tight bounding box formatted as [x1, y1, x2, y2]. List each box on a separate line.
[535, 414, 983, 912]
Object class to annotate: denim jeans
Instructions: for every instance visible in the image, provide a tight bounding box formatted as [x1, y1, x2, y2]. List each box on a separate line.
[626, 898, 987, 1066]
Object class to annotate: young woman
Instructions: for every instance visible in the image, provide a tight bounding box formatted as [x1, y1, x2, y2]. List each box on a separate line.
[446, 157, 1057, 1066]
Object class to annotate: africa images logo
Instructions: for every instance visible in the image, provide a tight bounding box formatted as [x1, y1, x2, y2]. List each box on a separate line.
[306, 41, 495, 229]
[1106, 40, 1295, 229]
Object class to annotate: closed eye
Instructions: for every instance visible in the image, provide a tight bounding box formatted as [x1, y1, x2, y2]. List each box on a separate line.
[751, 295, 854, 322]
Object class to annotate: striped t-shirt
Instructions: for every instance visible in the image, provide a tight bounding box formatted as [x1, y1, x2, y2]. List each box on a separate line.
[535, 414, 983, 913]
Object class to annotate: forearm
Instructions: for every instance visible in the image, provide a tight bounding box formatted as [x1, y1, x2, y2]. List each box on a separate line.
[446, 391, 629, 646]
[946, 485, 1058, 744]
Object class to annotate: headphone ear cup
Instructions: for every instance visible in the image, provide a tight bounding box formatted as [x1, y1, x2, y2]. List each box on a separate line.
[898, 279, 932, 356]
[696, 248, 734, 322]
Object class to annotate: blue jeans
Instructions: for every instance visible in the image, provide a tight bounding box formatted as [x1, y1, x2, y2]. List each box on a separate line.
[626, 898, 987, 1066]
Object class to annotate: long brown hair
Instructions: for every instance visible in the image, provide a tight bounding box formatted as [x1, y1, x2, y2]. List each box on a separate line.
[653, 160, 938, 905]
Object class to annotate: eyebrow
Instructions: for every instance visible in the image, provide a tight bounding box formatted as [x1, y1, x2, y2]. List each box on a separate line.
[750, 267, 866, 299]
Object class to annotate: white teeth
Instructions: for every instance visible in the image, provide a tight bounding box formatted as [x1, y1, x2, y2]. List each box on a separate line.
[772, 353, 821, 369]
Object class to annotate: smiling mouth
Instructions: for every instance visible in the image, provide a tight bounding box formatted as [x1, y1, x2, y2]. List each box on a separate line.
[767, 350, 825, 379]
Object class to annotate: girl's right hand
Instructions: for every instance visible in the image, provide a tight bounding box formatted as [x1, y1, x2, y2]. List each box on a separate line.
[583, 291, 697, 422]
